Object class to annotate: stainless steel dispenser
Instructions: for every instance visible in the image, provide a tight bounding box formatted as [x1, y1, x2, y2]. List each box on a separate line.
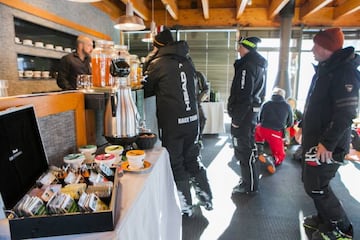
[104, 58, 139, 145]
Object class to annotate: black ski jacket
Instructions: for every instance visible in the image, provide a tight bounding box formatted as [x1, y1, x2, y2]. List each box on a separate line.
[227, 50, 267, 126]
[143, 41, 198, 131]
[302, 47, 360, 157]
[259, 94, 293, 131]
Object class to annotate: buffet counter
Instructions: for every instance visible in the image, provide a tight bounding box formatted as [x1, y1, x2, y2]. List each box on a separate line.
[201, 102, 226, 134]
[0, 147, 182, 240]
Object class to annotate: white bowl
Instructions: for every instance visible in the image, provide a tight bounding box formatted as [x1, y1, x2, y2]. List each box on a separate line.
[45, 44, 54, 49]
[126, 150, 145, 169]
[63, 153, 85, 169]
[64, 47, 72, 53]
[95, 153, 116, 167]
[79, 145, 97, 163]
[55, 45, 63, 51]
[34, 41, 44, 48]
[23, 39, 32, 46]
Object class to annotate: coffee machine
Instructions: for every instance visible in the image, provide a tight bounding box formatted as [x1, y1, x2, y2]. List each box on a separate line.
[103, 58, 139, 146]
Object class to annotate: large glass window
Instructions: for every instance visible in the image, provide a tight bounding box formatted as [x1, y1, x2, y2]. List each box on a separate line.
[123, 29, 359, 110]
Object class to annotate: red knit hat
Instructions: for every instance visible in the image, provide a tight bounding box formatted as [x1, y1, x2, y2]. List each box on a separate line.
[313, 28, 344, 52]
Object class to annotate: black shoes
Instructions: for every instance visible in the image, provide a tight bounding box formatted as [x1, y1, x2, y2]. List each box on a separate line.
[303, 215, 322, 231]
[232, 180, 258, 195]
[311, 225, 353, 240]
[303, 215, 353, 240]
[258, 153, 276, 174]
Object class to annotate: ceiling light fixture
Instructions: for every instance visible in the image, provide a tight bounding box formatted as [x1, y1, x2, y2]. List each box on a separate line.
[114, 1, 146, 31]
[142, 0, 157, 42]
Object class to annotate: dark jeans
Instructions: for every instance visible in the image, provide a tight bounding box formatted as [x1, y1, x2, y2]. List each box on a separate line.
[231, 111, 259, 192]
[303, 163, 350, 229]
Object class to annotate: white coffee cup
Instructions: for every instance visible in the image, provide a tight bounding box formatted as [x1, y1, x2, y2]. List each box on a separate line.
[24, 71, 33, 78]
[45, 44, 54, 49]
[41, 71, 50, 78]
[33, 71, 41, 78]
[15, 37, 21, 43]
[18, 70, 24, 77]
[126, 150, 145, 169]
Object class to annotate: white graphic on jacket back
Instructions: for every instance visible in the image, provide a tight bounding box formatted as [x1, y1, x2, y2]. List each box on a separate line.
[180, 70, 191, 111]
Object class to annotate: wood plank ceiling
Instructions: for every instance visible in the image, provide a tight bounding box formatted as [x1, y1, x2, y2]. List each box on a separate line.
[92, 0, 360, 29]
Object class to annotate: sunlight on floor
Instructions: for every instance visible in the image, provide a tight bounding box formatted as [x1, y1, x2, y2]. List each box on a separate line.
[338, 161, 360, 202]
[200, 141, 239, 239]
[298, 210, 309, 240]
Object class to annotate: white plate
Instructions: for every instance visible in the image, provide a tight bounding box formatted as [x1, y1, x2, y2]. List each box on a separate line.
[121, 160, 152, 172]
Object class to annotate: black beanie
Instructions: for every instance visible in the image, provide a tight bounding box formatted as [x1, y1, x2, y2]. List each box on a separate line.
[153, 28, 174, 48]
[239, 37, 261, 51]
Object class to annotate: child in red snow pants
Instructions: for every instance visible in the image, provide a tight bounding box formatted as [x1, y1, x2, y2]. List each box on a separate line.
[255, 124, 285, 166]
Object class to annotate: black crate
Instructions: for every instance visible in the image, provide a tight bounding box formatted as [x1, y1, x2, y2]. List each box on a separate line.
[0, 105, 117, 239]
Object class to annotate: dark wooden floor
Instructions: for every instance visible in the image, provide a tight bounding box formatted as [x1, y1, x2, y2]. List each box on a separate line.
[182, 124, 360, 240]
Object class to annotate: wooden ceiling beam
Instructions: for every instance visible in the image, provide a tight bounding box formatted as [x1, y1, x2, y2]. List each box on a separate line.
[201, 0, 210, 19]
[300, 0, 333, 19]
[150, 6, 360, 28]
[333, 0, 360, 19]
[268, 0, 290, 19]
[236, 0, 248, 19]
[161, 0, 179, 20]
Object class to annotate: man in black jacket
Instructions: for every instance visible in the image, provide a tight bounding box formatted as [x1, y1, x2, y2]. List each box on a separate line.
[300, 28, 360, 240]
[57, 35, 93, 90]
[227, 36, 267, 194]
[255, 87, 293, 173]
[143, 29, 213, 216]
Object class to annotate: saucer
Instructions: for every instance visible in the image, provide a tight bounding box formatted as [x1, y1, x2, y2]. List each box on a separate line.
[121, 160, 151, 172]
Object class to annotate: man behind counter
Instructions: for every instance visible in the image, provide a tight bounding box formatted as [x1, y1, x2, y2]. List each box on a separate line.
[57, 35, 93, 90]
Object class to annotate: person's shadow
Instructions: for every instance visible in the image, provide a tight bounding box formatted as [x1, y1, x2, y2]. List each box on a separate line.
[182, 205, 209, 240]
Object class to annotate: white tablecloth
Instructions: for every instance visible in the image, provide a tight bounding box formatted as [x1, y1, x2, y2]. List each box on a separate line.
[201, 102, 225, 134]
[0, 147, 181, 240]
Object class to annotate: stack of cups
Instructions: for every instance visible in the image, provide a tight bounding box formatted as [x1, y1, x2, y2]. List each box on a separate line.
[0, 80, 8, 97]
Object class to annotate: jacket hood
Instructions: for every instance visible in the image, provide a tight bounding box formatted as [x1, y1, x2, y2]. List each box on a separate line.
[271, 94, 285, 102]
[315, 47, 360, 74]
[155, 41, 190, 59]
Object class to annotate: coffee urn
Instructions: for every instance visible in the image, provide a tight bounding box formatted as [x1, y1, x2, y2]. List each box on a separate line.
[103, 58, 140, 145]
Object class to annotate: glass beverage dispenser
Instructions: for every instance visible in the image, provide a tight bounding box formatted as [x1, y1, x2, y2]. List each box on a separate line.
[91, 40, 115, 87]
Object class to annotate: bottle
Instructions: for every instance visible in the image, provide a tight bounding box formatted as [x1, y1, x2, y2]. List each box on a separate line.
[91, 40, 114, 87]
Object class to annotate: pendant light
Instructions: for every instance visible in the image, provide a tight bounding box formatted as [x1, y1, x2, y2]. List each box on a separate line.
[142, 0, 157, 42]
[66, 0, 101, 2]
[114, 1, 146, 31]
